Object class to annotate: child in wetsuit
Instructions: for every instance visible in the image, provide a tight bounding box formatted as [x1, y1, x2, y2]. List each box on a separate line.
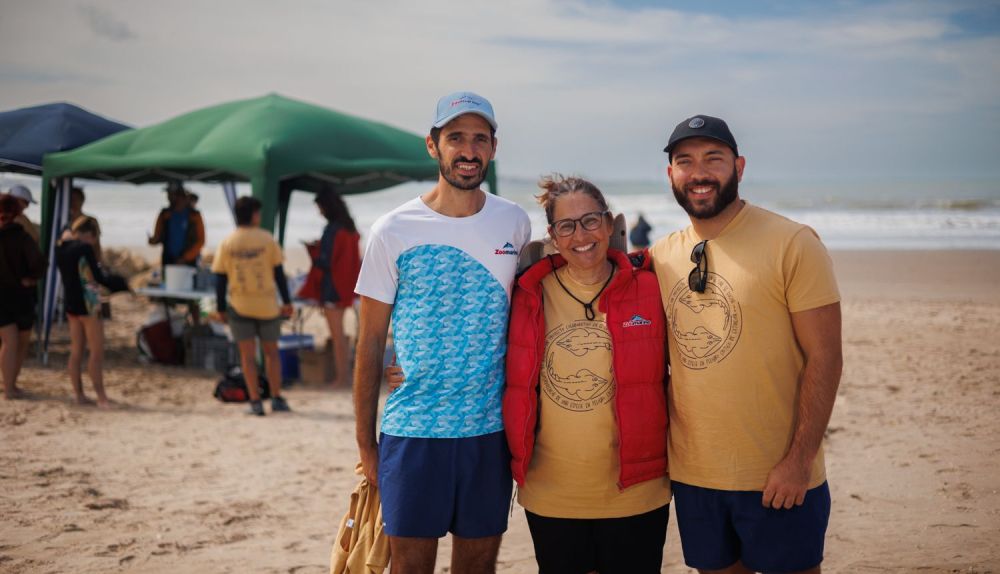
[55, 216, 128, 407]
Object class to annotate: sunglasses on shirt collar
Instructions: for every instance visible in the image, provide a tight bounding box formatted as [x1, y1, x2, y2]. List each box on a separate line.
[688, 240, 708, 293]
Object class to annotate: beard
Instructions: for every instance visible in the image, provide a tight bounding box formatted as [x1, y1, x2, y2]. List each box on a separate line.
[671, 167, 740, 220]
[439, 156, 489, 191]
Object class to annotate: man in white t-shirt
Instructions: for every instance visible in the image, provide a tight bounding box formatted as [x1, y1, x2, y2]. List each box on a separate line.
[353, 92, 530, 574]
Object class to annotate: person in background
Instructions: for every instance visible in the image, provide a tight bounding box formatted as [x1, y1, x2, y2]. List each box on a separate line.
[298, 188, 361, 387]
[55, 216, 129, 407]
[211, 196, 294, 417]
[67, 186, 101, 261]
[0, 195, 46, 400]
[629, 212, 652, 250]
[6, 184, 40, 244]
[649, 115, 842, 574]
[3, 185, 43, 385]
[148, 181, 205, 268]
[67, 185, 85, 223]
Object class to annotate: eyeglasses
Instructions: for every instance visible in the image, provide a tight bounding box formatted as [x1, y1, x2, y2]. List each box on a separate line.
[688, 240, 708, 293]
[550, 211, 610, 237]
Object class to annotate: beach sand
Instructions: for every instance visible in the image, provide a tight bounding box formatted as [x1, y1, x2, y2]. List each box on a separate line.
[2, 250, 999, 573]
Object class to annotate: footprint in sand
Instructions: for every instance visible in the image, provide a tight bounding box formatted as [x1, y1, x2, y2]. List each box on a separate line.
[34, 466, 66, 478]
[2, 412, 27, 426]
[150, 542, 173, 556]
[222, 515, 254, 526]
[95, 538, 136, 557]
[85, 498, 130, 510]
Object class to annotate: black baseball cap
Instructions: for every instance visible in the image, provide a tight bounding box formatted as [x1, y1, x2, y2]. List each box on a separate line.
[663, 115, 738, 158]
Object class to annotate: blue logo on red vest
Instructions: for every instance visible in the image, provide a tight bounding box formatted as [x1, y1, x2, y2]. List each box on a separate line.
[494, 242, 518, 255]
[623, 314, 652, 328]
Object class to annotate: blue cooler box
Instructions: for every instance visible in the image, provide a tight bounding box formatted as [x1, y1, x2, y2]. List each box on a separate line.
[278, 334, 314, 381]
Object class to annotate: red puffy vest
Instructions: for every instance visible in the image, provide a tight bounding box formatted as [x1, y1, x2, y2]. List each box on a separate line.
[503, 249, 669, 489]
[297, 227, 361, 307]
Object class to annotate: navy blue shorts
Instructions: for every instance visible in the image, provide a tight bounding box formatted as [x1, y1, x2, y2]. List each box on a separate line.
[672, 480, 831, 573]
[378, 431, 512, 538]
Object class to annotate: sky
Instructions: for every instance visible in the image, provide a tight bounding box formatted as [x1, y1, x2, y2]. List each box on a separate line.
[1, 0, 999, 184]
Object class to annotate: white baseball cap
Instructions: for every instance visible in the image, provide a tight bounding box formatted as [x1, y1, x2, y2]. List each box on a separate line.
[7, 184, 37, 204]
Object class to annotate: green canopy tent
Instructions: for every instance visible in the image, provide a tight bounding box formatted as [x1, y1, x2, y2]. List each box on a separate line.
[41, 93, 498, 250]
[39, 93, 498, 363]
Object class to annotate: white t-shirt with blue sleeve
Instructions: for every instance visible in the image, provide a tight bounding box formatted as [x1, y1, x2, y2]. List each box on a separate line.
[355, 193, 531, 439]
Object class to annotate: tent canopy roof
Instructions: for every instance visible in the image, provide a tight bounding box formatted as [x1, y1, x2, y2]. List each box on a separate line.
[43, 93, 440, 195]
[0, 102, 130, 175]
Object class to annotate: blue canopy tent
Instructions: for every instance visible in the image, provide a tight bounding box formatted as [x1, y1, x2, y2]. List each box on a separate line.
[0, 102, 130, 174]
[0, 102, 130, 364]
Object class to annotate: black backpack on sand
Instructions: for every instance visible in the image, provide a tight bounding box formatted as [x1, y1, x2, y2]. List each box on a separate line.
[213, 366, 272, 402]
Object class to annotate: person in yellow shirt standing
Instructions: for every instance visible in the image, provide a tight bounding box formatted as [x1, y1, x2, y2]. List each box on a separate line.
[211, 196, 294, 416]
[648, 116, 843, 574]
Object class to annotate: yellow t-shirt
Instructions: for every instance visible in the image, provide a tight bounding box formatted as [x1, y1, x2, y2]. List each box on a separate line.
[211, 227, 284, 319]
[650, 202, 840, 491]
[518, 267, 672, 519]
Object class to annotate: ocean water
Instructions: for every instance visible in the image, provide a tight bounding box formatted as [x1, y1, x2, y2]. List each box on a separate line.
[5, 176, 1000, 259]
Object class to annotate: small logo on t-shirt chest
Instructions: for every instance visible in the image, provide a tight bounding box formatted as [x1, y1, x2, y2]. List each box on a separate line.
[494, 241, 518, 255]
[623, 314, 652, 328]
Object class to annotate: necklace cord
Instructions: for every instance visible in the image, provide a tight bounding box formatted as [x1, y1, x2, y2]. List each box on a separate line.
[552, 262, 615, 320]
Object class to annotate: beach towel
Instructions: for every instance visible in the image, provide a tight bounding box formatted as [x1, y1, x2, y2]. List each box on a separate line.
[330, 463, 389, 574]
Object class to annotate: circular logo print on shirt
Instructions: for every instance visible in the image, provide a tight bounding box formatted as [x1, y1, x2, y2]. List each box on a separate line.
[688, 117, 706, 129]
[541, 320, 615, 412]
[667, 273, 742, 370]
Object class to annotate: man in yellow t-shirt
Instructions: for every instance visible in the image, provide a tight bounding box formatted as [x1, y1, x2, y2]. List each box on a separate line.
[649, 116, 842, 574]
[211, 196, 294, 417]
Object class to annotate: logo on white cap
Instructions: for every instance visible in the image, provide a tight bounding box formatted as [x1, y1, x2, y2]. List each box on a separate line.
[451, 96, 480, 108]
[689, 117, 705, 129]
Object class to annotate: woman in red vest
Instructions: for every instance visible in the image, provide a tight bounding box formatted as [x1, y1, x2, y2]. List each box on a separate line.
[298, 189, 361, 387]
[503, 175, 670, 573]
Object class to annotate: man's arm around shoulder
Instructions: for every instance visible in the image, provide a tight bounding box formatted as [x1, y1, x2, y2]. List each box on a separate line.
[762, 301, 843, 509]
[354, 296, 394, 485]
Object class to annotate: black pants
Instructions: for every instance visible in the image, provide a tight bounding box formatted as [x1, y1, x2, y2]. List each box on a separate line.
[525, 504, 670, 574]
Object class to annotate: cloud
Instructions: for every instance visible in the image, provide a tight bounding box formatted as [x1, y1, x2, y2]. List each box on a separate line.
[0, 0, 996, 181]
[77, 4, 135, 42]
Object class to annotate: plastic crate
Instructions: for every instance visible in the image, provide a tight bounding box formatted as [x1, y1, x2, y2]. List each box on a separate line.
[187, 335, 240, 372]
[192, 267, 218, 291]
